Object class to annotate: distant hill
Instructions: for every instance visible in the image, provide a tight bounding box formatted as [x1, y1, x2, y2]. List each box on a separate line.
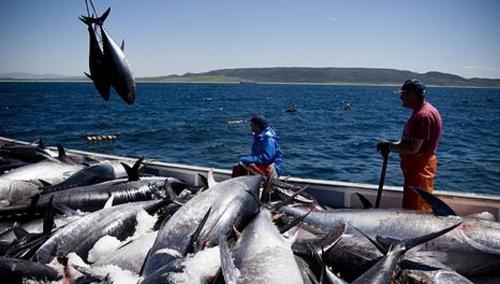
[2, 68, 500, 87]
[139, 67, 500, 87]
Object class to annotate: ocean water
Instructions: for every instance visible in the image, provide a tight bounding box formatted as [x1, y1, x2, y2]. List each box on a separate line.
[0, 82, 499, 195]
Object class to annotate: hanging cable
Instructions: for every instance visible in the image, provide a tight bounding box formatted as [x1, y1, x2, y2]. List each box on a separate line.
[84, 0, 91, 17]
[89, 0, 99, 18]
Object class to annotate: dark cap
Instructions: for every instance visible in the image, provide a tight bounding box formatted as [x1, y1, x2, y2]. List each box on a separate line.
[249, 115, 268, 129]
[401, 79, 426, 98]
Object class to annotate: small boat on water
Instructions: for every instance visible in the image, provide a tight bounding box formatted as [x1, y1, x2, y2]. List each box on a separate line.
[286, 106, 298, 113]
[1, 136, 499, 220]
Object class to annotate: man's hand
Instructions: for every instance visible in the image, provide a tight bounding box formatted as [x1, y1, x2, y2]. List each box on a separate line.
[377, 140, 391, 156]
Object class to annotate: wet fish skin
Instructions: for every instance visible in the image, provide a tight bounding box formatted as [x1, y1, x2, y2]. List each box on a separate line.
[100, 26, 135, 105]
[0, 160, 84, 205]
[140, 246, 221, 284]
[42, 163, 116, 193]
[0, 176, 184, 215]
[141, 175, 262, 277]
[0, 256, 61, 281]
[34, 199, 166, 263]
[399, 255, 475, 284]
[80, 8, 111, 101]
[0, 142, 56, 163]
[220, 209, 304, 284]
[280, 206, 500, 255]
[0, 213, 83, 244]
[93, 231, 158, 273]
[0, 159, 84, 185]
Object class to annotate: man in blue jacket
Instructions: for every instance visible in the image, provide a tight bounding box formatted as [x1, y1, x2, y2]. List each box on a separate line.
[232, 115, 283, 177]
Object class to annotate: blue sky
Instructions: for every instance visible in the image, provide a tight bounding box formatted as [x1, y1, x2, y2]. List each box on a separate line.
[1, 0, 499, 78]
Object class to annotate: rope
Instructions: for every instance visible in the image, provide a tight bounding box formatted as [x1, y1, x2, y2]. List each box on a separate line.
[84, 0, 91, 17]
[89, 0, 98, 18]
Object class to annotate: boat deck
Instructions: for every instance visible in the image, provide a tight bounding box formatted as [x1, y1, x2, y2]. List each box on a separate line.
[1, 136, 499, 220]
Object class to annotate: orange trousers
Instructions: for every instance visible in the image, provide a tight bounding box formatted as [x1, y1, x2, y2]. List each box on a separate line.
[400, 155, 437, 212]
[232, 164, 274, 177]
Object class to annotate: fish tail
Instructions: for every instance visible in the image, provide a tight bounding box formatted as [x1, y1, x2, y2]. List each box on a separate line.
[79, 7, 111, 26]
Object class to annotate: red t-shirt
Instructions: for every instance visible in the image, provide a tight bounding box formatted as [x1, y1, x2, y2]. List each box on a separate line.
[401, 102, 442, 156]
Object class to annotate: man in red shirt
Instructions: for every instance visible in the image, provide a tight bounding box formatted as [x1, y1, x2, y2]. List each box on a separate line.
[377, 79, 442, 212]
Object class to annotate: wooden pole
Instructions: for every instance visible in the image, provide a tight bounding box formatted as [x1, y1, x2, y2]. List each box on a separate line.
[375, 153, 389, 208]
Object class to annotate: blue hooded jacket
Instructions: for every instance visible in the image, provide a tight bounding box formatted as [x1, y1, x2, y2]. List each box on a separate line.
[240, 126, 283, 175]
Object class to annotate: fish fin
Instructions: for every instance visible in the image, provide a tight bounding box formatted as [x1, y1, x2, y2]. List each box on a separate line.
[53, 202, 80, 216]
[244, 188, 262, 208]
[30, 138, 45, 149]
[55, 143, 69, 163]
[28, 194, 40, 211]
[409, 187, 457, 216]
[197, 172, 209, 188]
[121, 158, 143, 182]
[398, 258, 443, 271]
[354, 192, 373, 209]
[207, 169, 217, 187]
[271, 186, 308, 211]
[402, 222, 462, 252]
[261, 173, 276, 203]
[79, 7, 111, 26]
[354, 226, 388, 254]
[103, 195, 115, 209]
[120, 40, 125, 51]
[316, 222, 347, 254]
[279, 211, 310, 234]
[43, 196, 55, 235]
[84, 72, 92, 80]
[219, 236, 240, 284]
[186, 207, 211, 254]
[232, 224, 242, 239]
[139, 248, 152, 275]
[13, 222, 33, 241]
[56, 143, 65, 157]
[375, 222, 462, 254]
[38, 179, 52, 187]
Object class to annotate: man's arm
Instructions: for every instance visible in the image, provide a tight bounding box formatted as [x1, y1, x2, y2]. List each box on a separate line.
[240, 137, 275, 165]
[389, 139, 424, 155]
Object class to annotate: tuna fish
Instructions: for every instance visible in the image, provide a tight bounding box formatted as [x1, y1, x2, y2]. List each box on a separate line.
[141, 175, 262, 277]
[0, 160, 84, 205]
[280, 205, 500, 255]
[34, 199, 167, 263]
[80, 7, 135, 105]
[80, 8, 111, 101]
[0, 176, 185, 216]
[140, 246, 222, 284]
[41, 163, 116, 193]
[0, 256, 61, 282]
[0, 139, 56, 163]
[220, 209, 304, 284]
[350, 222, 461, 284]
[93, 231, 158, 273]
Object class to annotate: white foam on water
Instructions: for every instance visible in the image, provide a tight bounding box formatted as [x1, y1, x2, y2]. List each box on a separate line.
[88, 235, 122, 263]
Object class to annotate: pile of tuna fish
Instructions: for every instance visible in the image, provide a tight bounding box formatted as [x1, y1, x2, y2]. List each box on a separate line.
[1, 140, 500, 284]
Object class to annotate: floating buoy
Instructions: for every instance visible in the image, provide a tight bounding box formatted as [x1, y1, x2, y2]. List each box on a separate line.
[84, 134, 117, 142]
[227, 119, 245, 125]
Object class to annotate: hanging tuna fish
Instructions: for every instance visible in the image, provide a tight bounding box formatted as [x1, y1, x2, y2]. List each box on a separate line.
[80, 5, 136, 105]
